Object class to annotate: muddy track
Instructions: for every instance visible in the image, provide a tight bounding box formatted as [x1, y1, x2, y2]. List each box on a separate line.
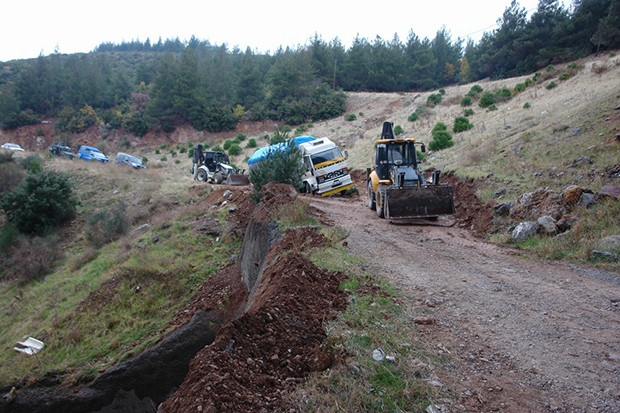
[310, 195, 620, 413]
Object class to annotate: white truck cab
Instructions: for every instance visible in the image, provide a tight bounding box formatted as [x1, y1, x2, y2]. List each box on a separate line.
[299, 137, 354, 196]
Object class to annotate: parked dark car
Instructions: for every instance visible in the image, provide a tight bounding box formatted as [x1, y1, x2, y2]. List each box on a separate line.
[49, 142, 75, 159]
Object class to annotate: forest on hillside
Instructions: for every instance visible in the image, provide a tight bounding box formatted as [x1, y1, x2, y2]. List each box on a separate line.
[0, 0, 618, 135]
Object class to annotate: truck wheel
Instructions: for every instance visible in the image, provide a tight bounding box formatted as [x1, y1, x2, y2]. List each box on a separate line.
[367, 181, 376, 210]
[196, 169, 207, 182]
[214, 172, 224, 184]
[303, 182, 311, 194]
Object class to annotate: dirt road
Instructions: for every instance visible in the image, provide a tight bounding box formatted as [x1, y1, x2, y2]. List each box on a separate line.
[310, 195, 620, 413]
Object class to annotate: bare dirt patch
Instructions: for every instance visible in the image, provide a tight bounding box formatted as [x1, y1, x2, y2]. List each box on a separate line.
[308, 187, 620, 413]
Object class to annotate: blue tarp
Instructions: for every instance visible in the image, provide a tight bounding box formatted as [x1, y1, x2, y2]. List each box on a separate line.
[247, 136, 316, 169]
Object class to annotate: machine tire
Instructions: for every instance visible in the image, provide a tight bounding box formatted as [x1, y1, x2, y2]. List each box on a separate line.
[213, 172, 224, 184]
[303, 182, 311, 194]
[375, 190, 385, 218]
[367, 181, 376, 210]
[196, 169, 207, 182]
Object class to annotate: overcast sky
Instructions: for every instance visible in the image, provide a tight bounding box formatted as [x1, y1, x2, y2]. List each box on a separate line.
[1, 0, 572, 62]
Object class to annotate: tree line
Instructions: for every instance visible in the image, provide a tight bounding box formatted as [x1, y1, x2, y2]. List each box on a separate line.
[0, 0, 617, 135]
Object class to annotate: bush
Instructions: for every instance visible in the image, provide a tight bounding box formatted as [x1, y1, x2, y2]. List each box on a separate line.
[249, 140, 306, 202]
[546, 81, 557, 90]
[464, 108, 474, 117]
[426, 93, 443, 107]
[559, 72, 571, 81]
[479, 92, 495, 108]
[495, 87, 512, 102]
[429, 129, 454, 151]
[394, 125, 403, 135]
[407, 112, 419, 122]
[1, 171, 78, 236]
[513, 83, 526, 93]
[0, 232, 63, 283]
[21, 155, 44, 174]
[84, 202, 130, 248]
[346, 113, 357, 121]
[523, 102, 531, 109]
[453, 116, 474, 133]
[246, 138, 257, 148]
[228, 143, 242, 156]
[460, 96, 472, 107]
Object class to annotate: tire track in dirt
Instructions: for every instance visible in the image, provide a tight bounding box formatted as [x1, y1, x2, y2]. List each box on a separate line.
[310, 195, 620, 413]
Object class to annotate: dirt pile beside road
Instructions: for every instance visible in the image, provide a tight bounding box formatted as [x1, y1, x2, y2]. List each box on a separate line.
[159, 183, 349, 412]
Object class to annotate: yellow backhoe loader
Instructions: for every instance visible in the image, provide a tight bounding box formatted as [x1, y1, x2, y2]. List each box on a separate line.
[366, 122, 455, 220]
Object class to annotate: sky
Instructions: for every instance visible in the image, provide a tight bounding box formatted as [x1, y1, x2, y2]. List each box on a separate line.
[1, 0, 572, 62]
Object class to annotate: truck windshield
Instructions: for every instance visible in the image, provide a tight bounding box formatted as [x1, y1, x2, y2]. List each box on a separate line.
[310, 147, 343, 166]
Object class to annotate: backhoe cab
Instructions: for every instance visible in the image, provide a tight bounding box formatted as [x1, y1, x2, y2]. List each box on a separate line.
[366, 122, 455, 220]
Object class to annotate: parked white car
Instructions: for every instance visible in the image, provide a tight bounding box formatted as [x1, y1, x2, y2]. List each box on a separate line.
[1, 143, 25, 152]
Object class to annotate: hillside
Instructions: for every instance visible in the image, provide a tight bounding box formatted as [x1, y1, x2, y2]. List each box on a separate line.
[0, 52, 619, 412]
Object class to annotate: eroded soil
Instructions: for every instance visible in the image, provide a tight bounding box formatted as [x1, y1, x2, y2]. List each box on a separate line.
[159, 173, 619, 413]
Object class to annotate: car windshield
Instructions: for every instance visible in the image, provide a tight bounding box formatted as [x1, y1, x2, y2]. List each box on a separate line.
[127, 155, 141, 164]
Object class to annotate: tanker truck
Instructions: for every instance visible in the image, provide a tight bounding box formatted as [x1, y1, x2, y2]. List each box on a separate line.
[248, 135, 354, 197]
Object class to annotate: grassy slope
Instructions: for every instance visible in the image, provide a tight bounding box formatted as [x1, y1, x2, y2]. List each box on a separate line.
[1, 52, 618, 388]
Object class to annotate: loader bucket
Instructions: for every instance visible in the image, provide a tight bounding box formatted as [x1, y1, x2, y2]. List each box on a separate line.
[225, 173, 251, 186]
[384, 185, 455, 219]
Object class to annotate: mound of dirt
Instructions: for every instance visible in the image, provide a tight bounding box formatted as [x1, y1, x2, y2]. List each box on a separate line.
[158, 183, 349, 413]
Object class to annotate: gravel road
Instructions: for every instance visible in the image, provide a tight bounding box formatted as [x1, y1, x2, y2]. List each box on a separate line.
[310, 195, 620, 413]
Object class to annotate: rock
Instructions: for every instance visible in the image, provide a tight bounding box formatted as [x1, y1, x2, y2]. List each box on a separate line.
[596, 235, 620, 252]
[512, 221, 540, 241]
[537, 216, 557, 235]
[599, 186, 620, 199]
[556, 214, 578, 232]
[510, 188, 567, 221]
[566, 156, 593, 168]
[577, 192, 597, 208]
[493, 188, 507, 199]
[414, 316, 435, 325]
[493, 201, 511, 217]
[563, 185, 583, 206]
[590, 250, 620, 262]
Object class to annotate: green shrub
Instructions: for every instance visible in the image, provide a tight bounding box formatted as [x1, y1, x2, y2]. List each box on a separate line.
[460, 96, 472, 106]
[523, 102, 531, 109]
[546, 81, 557, 90]
[236, 133, 247, 142]
[426, 93, 443, 107]
[408, 112, 419, 122]
[394, 125, 403, 135]
[559, 72, 571, 81]
[464, 108, 474, 117]
[1, 171, 78, 236]
[495, 87, 512, 102]
[453, 116, 474, 133]
[246, 138, 257, 148]
[546, 64, 555, 72]
[346, 113, 357, 121]
[21, 155, 43, 174]
[488, 104, 498, 111]
[429, 129, 454, 151]
[513, 83, 526, 93]
[249, 140, 305, 202]
[84, 202, 130, 248]
[479, 92, 495, 108]
[228, 143, 242, 156]
[469, 84, 483, 95]
[432, 122, 447, 133]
